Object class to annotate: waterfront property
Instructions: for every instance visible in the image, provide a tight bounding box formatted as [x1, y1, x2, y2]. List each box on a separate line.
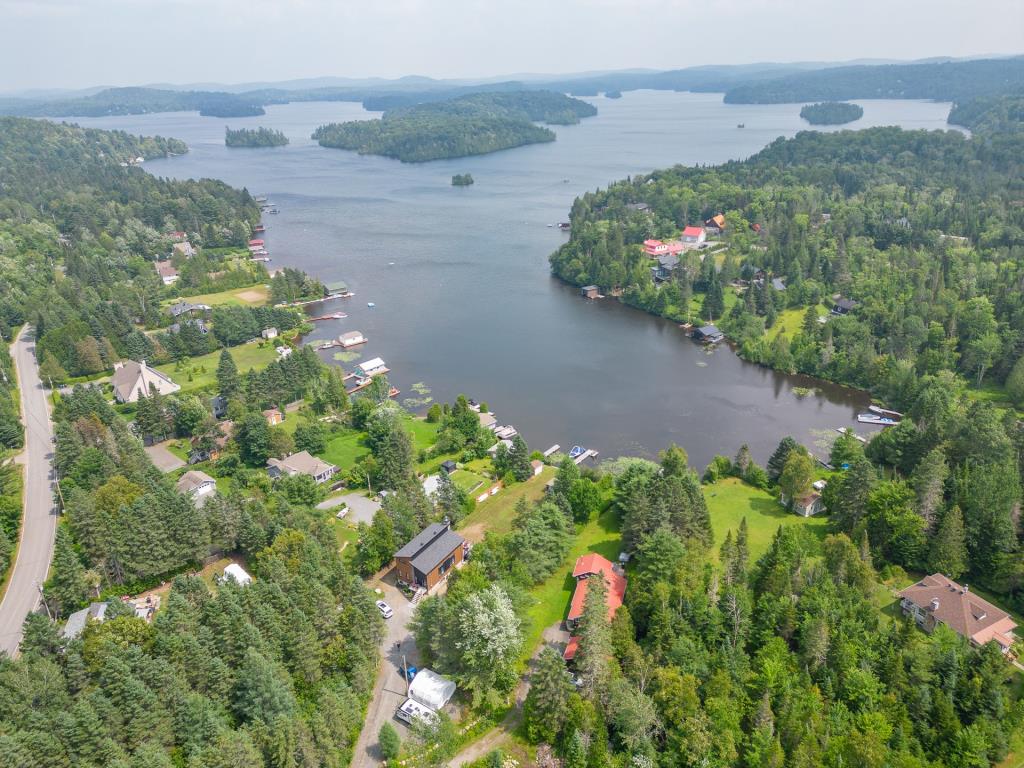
[478, 411, 498, 430]
[339, 330, 367, 348]
[692, 325, 725, 344]
[898, 574, 1018, 655]
[781, 490, 825, 517]
[394, 521, 466, 591]
[580, 285, 600, 299]
[267, 450, 338, 484]
[357, 357, 388, 378]
[111, 360, 180, 403]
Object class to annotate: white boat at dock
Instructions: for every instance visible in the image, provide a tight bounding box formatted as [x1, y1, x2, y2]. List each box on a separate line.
[568, 445, 599, 465]
[857, 413, 898, 425]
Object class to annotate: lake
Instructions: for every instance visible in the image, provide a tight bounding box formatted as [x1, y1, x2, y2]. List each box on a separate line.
[70, 91, 957, 467]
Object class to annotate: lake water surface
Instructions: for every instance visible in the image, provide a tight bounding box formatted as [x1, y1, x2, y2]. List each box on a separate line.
[71, 92, 957, 467]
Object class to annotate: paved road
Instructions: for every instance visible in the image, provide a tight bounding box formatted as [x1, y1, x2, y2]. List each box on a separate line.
[350, 574, 422, 768]
[0, 326, 57, 657]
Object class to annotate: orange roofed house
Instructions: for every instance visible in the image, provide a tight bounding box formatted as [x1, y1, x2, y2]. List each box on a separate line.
[898, 574, 1017, 656]
[563, 553, 627, 661]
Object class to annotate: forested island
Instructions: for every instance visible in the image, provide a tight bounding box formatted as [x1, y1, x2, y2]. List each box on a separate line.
[799, 100, 863, 124]
[225, 126, 289, 147]
[311, 90, 597, 162]
[451, 173, 474, 186]
[0, 86, 266, 117]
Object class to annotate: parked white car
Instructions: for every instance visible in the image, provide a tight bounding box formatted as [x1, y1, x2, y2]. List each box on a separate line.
[376, 600, 393, 619]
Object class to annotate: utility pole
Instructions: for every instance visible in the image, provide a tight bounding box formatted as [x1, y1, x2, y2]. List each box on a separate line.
[403, 654, 410, 696]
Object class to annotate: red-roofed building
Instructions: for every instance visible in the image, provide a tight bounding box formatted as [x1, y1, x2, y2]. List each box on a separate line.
[563, 635, 580, 661]
[248, 239, 265, 247]
[681, 226, 706, 245]
[643, 239, 685, 257]
[566, 553, 626, 629]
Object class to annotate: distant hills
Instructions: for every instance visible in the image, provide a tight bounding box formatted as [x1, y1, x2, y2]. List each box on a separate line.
[1, 56, 1020, 121]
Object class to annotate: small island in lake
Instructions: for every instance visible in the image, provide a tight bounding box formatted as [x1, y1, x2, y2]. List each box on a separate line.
[605, 90, 623, 99]
[225, 126, 289, 148]
[312, 90, 597, 162]
[451, 173, 474, 186]
[799, 101, 864, 125]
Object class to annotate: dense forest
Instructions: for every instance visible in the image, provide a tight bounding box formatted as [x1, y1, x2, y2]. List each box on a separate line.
[225, 126, 289, 148]
[0, 87, 266, 117]
[799, 101, 863, 124]
[0, 117, 259, 380]
[0, 114, 388, 767]
[312, 91, 596, 162]
[724, 57, 1024, 103]
[949, 92, 1024, 134]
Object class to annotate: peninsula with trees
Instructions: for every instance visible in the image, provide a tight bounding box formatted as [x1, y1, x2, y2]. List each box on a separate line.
[225, 126, 289, 148]
[311, 90, 597, 162]
[799, 100, 863, 124]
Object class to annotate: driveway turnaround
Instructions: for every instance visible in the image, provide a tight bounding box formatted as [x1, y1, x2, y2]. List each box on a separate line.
[0, 327, 57, 657]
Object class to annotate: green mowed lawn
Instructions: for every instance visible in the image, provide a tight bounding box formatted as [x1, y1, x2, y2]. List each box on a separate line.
[318, 415, 440, 473]
[158, 342, 279, 393]
[451, 469, 488, 493]
[521, 504, 621, 661]
[319, 428, 371, 468]
[768, 304, 829, 340]
[460, 466, 555, 538]
[164, 283, 269, 308]
[704, 477, 828, 562]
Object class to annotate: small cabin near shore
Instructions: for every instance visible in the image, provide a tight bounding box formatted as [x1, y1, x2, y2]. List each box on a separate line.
[692, 325, 724, 344]
[581, 285, 600, 300]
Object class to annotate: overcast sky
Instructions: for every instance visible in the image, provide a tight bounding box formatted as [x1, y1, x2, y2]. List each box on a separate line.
[2, 0, 1021, 92]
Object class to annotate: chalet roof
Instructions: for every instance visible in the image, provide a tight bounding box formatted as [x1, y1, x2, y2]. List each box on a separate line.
[167, 301, 210, 317]
[899, 573, 1016, 643]
[395, 522, 450, 559]
[682, 226, 704, 238]
[834, 297, 859, 311]
[478, 411, 497, 429]
[110, 360, 179, 402]
[567, 558, 626, 623]
[62, 602, 107, 640]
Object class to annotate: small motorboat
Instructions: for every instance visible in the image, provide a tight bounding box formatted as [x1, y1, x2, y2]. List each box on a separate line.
[367, 302, 376, 308]
[568, 445, 585, 459]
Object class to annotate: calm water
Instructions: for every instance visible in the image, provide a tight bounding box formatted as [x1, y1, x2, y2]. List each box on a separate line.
[69, 92, 957, 466]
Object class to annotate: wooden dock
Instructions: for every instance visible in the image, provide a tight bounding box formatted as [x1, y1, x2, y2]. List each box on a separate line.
[309, 312, 348, 322]
[542, 444, 560, 457]
[572, 449, 599, 465]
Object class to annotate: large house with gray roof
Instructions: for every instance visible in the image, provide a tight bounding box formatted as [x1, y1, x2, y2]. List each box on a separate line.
[394, 521, 465, 591]
[111, 360, 180, 403]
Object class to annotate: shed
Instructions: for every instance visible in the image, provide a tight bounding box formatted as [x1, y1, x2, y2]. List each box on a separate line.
[408, 669, 457, 710]
[580, 285, 600, 299]
[440, 460, 457, 475]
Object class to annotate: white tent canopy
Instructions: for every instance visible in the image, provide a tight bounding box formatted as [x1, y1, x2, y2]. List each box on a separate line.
[408, 669, 456, 710]
[223, 563, 252, 586]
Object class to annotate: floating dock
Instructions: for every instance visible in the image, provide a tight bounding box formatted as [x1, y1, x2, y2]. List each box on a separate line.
[309, 312, 348, 322]
[568, 446, 599, 465]
[835, 427, 867, 444]
[542, 444, 561, 457]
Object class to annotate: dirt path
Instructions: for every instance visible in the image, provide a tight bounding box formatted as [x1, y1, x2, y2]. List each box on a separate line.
[447, 623, 568, 768]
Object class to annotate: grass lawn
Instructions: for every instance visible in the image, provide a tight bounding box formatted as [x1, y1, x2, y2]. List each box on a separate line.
[704, 476, 829, 562]
[459, 466, 555, 539]
[319, 428, 371, 469]
[768, 304, 829, 341]
[157, 342, 279, 393]
[164, 283, 269, 308]
[405, 415, 441, 451]
[520, 504, 621, 662]
[451, 469, 488, 493]
[326, 516, 361, 557]
[165, 440, 191, 463]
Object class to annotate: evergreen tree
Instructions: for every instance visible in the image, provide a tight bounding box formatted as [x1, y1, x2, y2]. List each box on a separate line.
[46, 526, 89, 616]
[928, 505, 968, 578]
[911, 447, 948, 533]
[508, 434, 533, 482]
[575, 571, 611, 699]
[524, 647, 575, 743]
[216, 348, 240, 399]
[766, 437, 799, 482]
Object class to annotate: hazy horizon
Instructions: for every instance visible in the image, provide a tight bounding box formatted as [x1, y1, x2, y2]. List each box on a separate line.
[2, 0, 1022, 92]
